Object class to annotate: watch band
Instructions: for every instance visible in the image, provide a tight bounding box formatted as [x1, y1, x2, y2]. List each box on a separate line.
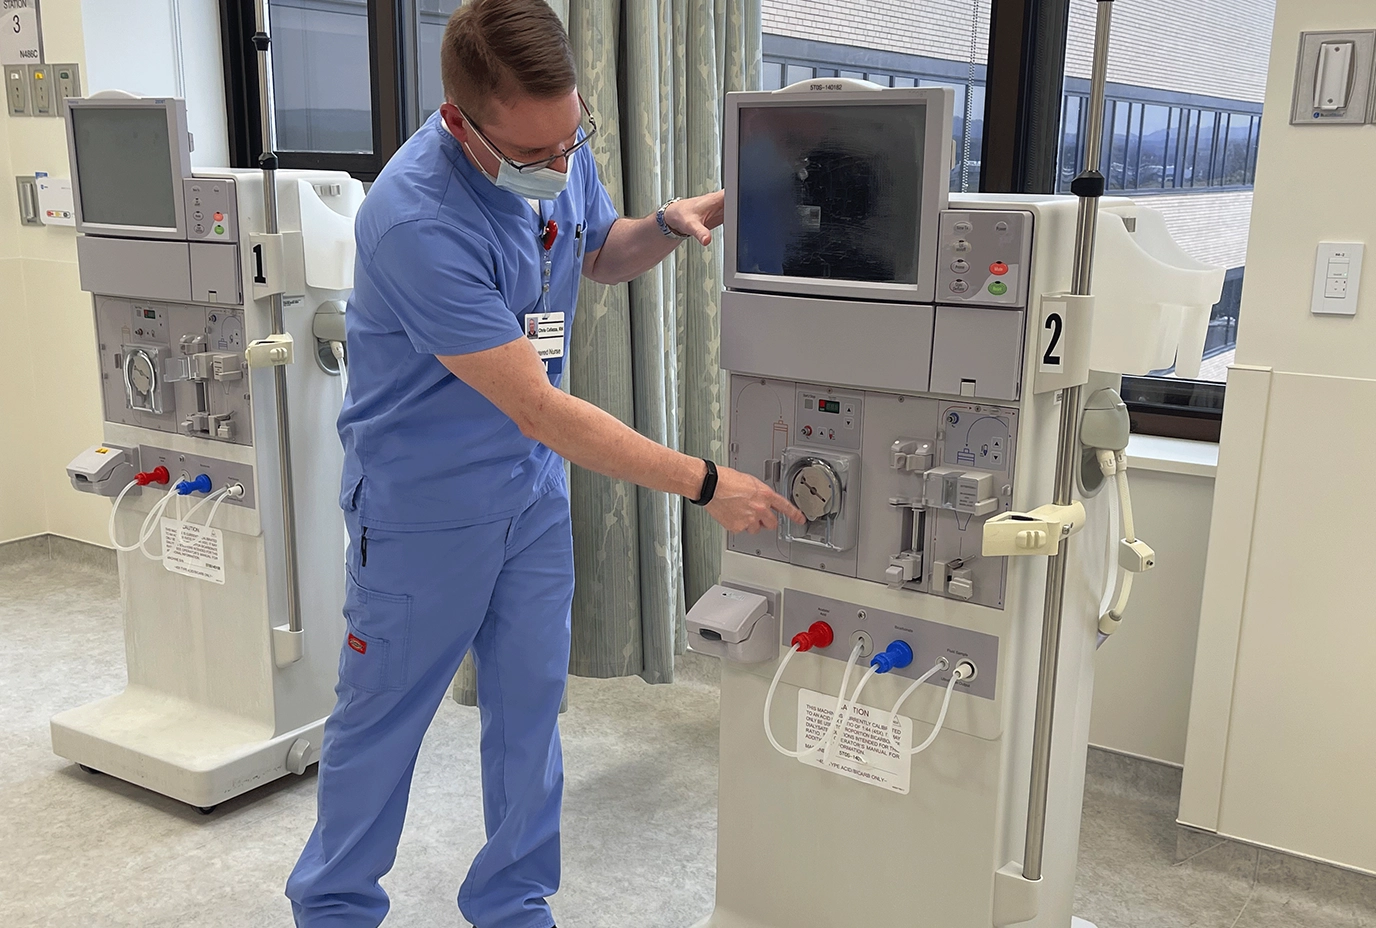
[656, 197, 691, 239]
[690, 459, 718, 506]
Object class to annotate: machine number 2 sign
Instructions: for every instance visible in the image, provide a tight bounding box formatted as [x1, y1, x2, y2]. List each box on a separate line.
[1, 0, 43, 66]
[1040, 308, 1065, 373]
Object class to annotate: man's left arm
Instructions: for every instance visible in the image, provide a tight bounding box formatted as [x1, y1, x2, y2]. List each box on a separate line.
[582, 191, 724, 284]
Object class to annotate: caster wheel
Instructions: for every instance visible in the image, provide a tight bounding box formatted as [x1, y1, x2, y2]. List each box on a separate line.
[196, 805, 218, 815]
[78, 764, 103, 776]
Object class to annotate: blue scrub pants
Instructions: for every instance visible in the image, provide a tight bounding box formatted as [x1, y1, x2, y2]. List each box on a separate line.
[286, 483, 573, 928]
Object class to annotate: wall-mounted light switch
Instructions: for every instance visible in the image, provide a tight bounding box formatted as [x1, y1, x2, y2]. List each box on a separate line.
[1312, 243, 1364, 316]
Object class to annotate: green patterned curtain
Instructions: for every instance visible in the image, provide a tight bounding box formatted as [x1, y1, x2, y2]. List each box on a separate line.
[453, 0, 760, 704]
[563, 0, 760, 684]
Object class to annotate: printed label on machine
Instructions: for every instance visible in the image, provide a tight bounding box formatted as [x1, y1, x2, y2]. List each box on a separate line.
[797, 689, 913, 794]
[160, 519, 226, 585]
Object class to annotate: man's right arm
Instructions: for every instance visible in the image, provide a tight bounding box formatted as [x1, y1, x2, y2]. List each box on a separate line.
[437, 338, 804, 534]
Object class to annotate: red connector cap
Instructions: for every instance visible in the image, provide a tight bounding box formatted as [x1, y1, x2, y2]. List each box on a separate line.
[791, 621, 835, 652]
[135, 466, 171, 486]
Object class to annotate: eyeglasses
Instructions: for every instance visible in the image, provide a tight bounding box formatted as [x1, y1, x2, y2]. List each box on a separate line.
[460, 95, 597, 174]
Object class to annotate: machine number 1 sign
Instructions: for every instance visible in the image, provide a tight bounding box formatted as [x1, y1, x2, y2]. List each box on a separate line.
[1, 0, 43, 66]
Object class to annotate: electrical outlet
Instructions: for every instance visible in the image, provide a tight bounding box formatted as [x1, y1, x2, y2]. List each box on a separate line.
[27, 64, 52, 116]
[5, 66, 28, 116]
[53, 64, 80, 113]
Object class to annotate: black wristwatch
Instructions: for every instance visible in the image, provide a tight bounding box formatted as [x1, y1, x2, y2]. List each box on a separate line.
[690, 459, 718, 506]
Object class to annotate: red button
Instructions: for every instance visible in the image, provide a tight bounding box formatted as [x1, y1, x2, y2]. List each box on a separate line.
[990, 262, 1009, 276]
[213, 211, 224, 222]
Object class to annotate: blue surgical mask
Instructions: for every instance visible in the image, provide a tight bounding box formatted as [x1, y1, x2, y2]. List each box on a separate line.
[465, 133, 570, 200]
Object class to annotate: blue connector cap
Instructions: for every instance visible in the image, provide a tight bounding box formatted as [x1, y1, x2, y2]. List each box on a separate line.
[871, 640, 914, 674]
[177, 473, 213, 496]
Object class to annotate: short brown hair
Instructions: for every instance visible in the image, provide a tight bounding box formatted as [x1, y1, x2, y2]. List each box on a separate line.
[440, 0, 577, 124]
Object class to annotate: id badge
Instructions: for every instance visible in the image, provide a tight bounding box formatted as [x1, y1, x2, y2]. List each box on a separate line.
[526, 311, 566, 361]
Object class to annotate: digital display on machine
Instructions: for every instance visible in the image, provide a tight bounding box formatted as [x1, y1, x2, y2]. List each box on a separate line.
[71, 107, 178, 229]
[735, 103, 926, 285]
[819, 399, 840, 413]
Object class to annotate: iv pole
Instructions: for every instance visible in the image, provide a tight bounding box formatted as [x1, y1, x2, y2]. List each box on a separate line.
[252, 0, 305, 645]
[1021, 0, 1114, 883]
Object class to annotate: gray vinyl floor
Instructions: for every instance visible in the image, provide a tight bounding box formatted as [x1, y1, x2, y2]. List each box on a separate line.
[1, 549, 1372, 928]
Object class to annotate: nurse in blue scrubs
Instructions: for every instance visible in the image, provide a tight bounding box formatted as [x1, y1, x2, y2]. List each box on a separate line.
[284, 2, 803, 927]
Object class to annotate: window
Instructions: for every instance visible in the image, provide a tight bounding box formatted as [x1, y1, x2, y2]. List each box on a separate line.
[761, 41, 990, 192]
[222, 0, 403, 179]
[406, 0, 463, 129]
[1056, 92, 1262, 196]
[1058, 1, 1274, 439]
[269, 0, 374, 154]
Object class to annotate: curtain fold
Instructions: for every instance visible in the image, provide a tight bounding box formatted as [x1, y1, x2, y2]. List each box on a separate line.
[454, 0, 759, 705]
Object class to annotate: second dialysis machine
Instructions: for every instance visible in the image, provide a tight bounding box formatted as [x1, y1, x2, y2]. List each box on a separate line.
[55, 94, 362, 811]
[685, 27, 1224, 928]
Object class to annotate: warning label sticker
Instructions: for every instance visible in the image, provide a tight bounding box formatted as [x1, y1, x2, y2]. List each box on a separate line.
[161, 518, 226, 585]
[797, 688, 912, 794]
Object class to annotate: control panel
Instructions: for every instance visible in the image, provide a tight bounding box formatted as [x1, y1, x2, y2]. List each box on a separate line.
[135, 445, 257, 511]
[95, 297, 253, 445]
[184, 178, 239, 242]
[728, 374, 1018, 607]
[935, 210, 1033, 308]
[781, 590, 999, 700]
[796, 390, 863, 449]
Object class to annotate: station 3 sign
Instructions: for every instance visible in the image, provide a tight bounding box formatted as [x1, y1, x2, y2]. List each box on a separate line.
[2, 1, 43, 66]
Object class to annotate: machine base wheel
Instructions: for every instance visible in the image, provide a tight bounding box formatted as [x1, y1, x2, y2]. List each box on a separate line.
[78, 764, 103, 775]
[195, 805, 218, 815]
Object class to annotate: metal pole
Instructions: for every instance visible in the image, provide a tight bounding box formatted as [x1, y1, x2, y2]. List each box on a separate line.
[253, 0, 303, 636]
[1022, 0, 1114, 883]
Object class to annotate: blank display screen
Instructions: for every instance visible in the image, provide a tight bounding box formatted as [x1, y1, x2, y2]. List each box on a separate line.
[72, 107, 178, 229]
[736, 104, 925, 284]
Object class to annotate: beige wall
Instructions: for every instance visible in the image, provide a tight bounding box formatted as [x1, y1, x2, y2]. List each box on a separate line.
[1180, 0, 1376, 875]
[0, 0, 229, 547]
[0, 0, 106, 546]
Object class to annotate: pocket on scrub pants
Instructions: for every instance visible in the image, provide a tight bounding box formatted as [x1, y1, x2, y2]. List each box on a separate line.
[339, 576, 412, 692]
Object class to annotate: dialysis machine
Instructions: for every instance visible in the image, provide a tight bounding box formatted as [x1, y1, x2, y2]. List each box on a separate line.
[53, 92, 363, 811]
[685, 6, 1223, 927]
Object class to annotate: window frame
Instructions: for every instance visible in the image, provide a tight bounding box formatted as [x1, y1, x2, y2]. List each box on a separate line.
[219, 0, 405, 181]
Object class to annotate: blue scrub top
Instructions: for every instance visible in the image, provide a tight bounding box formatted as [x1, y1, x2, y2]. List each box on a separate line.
[338, 112, 620, 530]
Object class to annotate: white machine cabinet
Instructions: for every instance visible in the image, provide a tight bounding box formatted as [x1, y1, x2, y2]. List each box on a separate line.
[53, 95, 362, 811]
[688, 74, 1221, 928]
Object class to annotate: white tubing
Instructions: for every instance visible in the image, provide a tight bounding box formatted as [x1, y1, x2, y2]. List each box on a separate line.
[908, 666, 967, 756]
[332, 340, 348, 403]
[107, 480, 147, 552]
[826, 666, 879, 765]
[109, 484, 176, 554]
[763, 642, 865, 760]
[1099, 451, 1139, 639]
[201, 490, 232, 531]
[887, 659, 949, 728]
[140, 490, 181, 561]
[173, 487, 232, 552]
[809, 643, 865, 760]
[763, 645, 803, 757]
[1116, 453, 1135, 543]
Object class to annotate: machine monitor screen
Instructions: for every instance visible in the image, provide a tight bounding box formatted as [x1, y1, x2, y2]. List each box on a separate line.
[70, 106, 179, 230]
[735, 103, 927, 286]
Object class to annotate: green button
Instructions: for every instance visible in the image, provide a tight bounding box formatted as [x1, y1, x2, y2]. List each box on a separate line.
[214, 224, 225, 235]
[988, 281, 1008, 296]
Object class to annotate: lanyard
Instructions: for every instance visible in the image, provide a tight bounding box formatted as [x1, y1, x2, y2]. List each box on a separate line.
[539, 207, 557, 316]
